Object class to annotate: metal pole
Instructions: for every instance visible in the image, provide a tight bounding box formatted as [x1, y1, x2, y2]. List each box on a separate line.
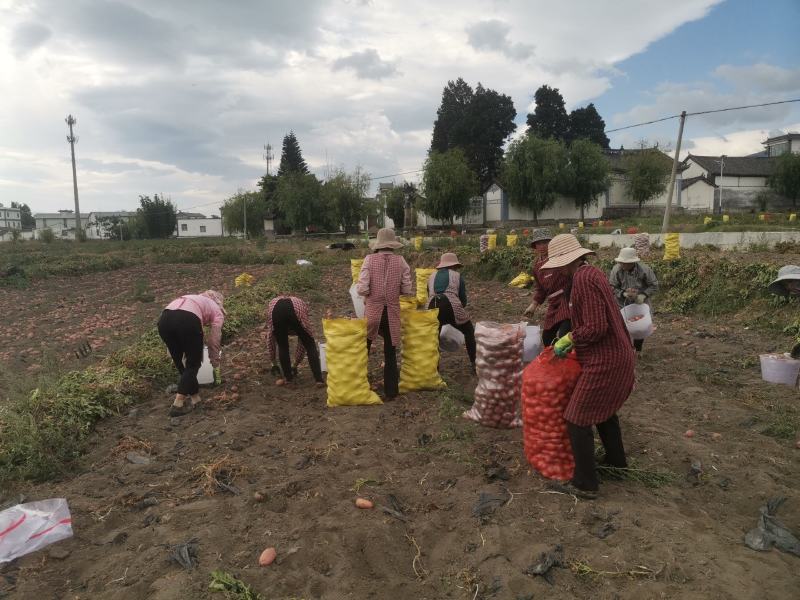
[66, 115, 82, 240]
[243, 195, 247, 240]
[719, 155, 725, 214]
[661, 111, 687, 233]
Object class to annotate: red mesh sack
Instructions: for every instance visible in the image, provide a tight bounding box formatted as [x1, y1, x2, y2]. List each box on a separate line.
[463, 322, 525, 428]
[522, 347, 581, 480]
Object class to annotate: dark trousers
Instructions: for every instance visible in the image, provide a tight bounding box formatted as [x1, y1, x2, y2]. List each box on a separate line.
[272, 299, 323, 382]
[366, 307, 398, 398]
[428, 295, 477, 365]
[567, 414, 627, 492]
[542, 319, 572, 347]
[158, 309, 204, 395]
[633, 338, 644, 352]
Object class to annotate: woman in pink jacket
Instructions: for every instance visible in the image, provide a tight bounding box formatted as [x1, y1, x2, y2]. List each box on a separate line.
[158, 290, 225, 416]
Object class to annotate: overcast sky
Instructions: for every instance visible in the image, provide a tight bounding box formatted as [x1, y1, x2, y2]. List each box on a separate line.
[1, 0, 799, 215]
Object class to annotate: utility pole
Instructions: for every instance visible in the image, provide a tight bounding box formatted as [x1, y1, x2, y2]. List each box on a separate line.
[243, 195, 248, 240]
[66, 115, 82, 240]
[719, 154, 726, 214]
[661, 111, 687, 233]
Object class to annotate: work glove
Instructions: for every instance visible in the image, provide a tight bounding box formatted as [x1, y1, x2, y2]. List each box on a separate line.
[270, 364, 282, 376]
[635, 294, 646, 305]
[213, 367, 222, 385]
[553, 332, 573, 357]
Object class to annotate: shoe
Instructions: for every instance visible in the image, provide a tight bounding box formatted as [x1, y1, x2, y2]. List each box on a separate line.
[469, 364, 477, 376]
[190, 394, 202, 407]
[546, 480, 598, 500]
[169, 403, 193, 417]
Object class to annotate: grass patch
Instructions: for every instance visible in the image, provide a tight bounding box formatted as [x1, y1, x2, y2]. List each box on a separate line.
[597, 465, 677, 488]
[209, 570, 265, 600]
[759, 403, 799, 440]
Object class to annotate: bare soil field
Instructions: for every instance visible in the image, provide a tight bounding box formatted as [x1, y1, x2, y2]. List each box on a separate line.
[1, 256, 798, 600]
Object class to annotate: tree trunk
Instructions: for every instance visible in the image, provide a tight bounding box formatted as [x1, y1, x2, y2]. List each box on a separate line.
[580, 203, 585, 222]
[638, 201, 643, 216]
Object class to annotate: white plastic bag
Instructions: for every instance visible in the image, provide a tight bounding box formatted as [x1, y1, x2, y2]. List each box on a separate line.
[0, 499, 73, 563]
[522, 325, 543, 363]
[349, 283, 365, 318]
[296, 259, 313, 266]
[319, 342, 327, 372]
[439, 325, 465, 352]
[197, 345, 214, 385]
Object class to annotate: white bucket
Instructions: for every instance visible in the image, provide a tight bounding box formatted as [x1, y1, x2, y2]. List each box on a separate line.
[196, 345, 214, 385]
[760, 353, 800, 386]
[523, 325, 543, 363]
[319, 342, 327, 372]
[439, 325, 465, 352]
[349, 283, 365, 318]
[621, 304, 654, 340]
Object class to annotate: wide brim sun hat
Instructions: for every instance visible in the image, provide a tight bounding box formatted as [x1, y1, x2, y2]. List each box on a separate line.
[529, 228, 552, 246]
[201, 289, 226, 314]
[435, 252, 462, 269]
[370, 227, 404, 251]
[541, 234, 595, 269]
[768, 265, 800, 297]
[614, 247, 640, 263]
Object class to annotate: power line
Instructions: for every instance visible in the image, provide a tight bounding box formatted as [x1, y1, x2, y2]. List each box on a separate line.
[368, 169, 423, 181]
[605, 97, 800, 135]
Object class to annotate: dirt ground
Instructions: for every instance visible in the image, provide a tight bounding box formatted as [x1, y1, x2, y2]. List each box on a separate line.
[1, 261, 798, 600]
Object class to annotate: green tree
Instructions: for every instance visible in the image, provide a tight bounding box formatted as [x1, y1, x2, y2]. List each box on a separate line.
[562, 139, 610, 221]
[38, 228, 55, 243]
[526, 85, 569, 141]
[10, 202, 35, 229]
[502, 134, 567, 224]
[420, 149, 480, 225]
[568, 103, 609, 148]
[622, 149, 670, 214]
[323, 168, 371, 234]
[430, 78, 516, 186]
[383, 186, 407, 228]
[137, 194, 177, 238]
[96, 215, 134, 240]
[277, 131, 309, 177]
[221, 191, 267, 237]
[276, 173, 326, 232]
[769, 151, 800, 209]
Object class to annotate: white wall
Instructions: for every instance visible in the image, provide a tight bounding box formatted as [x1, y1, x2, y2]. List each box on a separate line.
[485, 184, 502, 222]
[714, 175, 767, 189]
[682, 161, 708, 179]
[177, 218, 222, 237]
[682, 182, 714, 211]
[584, 230, 800, 251]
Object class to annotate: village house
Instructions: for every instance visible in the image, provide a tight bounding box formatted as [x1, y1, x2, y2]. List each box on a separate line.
[176, 213, 223, 237]
[33, 210, 90, 239]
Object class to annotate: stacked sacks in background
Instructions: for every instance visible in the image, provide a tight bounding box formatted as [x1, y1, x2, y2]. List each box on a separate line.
[399, 308, 446, 393]
[663, 233, 680, 261]
[633, 233, 650, 258]
[463, 322, 525, 428]
[521, 347, 581, 480]
[322, 318, 381, 407]
[479, 234, 489, 253]
[415, 268, 436, 307]
[506, 234, 518, 247]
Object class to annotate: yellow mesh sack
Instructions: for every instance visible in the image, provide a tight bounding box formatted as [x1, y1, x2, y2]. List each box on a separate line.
[350, 258, 364, 285]
[663, 233, 680, 261]
[487, 234, 497, 250]
[322, 318, 382, 407]
[399, 308, 446, 393]
[722, 215, 730, 223]
[790, 214, 797, 222]
[506, 234, 518, 247]
[703, 216, 712, 226]
[414, 236, 423, 250]
[400, 295, 418, 312]
[508, 272, 533, 288]
[415, 268, 436, 307]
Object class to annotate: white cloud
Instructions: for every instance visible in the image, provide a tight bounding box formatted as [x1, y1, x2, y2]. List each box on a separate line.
[714, 63, 800, 94]
[0, 0, 725, 213]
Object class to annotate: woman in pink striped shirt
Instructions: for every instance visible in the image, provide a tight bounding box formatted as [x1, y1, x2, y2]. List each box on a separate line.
[158, 290, 225, 416]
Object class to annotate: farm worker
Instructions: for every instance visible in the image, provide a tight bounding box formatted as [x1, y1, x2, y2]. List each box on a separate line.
[541, 234, 635, 499]
[357, 228, 413, 399]
[524, 228, 571, 346]
[158, 290, 225, 417]
[767, 265, 800, 358]
[427, 252, 477, 374]
[265, 295, 324, 386]
[608, 247, 659, 353]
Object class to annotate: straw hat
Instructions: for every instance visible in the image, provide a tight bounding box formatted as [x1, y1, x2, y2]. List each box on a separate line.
[614, 247, 640, 264]
[529, 228, 552, 246]
[201, 289, 226, 314]
[435, 252, 462, 269]
[768, 265, 800, 296]
[540, 234, 595, 269]
[371, 228, 404, 251]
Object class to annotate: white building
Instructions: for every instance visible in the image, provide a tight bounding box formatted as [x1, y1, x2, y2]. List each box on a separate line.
[85, 211, 137, 239]
[680, 154, 775, 212]
[34, 210, 90, 238]
[764, 132, 800, 157]
[176, 216, 222, 237]
[0, 205, 22, 230]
